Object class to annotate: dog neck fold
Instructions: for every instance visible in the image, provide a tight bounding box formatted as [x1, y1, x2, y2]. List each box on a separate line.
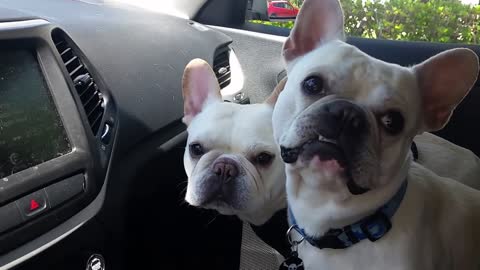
[288, 180, 408, 250]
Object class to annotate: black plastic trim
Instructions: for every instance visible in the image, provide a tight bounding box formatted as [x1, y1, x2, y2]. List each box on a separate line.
[0, 19, 113, 255]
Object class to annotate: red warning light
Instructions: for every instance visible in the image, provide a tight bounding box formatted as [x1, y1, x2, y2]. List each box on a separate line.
[30, 199, 40, 211]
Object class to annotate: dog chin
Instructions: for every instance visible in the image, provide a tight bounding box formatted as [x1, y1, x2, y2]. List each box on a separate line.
[307, 156, 346, 174]
[202, 199, 245, 214]
[211, 206, 236, 216]
[206, 203, 268, 225]
[195, 203, 234, 217]
[296, 156, 349, 190]
[299, 155, 368, 195]
[203, 198, 273, 225]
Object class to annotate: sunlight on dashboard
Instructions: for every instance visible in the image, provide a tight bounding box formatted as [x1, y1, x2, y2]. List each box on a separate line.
[107, 0, 190, 19]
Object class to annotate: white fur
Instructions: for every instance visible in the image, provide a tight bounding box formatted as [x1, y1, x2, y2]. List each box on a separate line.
[272, 0, 480, 268]
[292, 163, 480, 270]
[185, 99, 480, 226]
[184, 101, 286, 225]
[182, 60, 480, 230]
[414, 132, 480, 190]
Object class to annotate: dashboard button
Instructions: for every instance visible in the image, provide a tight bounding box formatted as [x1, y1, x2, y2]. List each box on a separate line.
[0, 202, 23, 234]
[16, 189, 49, 219]
[45, 174, 85, 208]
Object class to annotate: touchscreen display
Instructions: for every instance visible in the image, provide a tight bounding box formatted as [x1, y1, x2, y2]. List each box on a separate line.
[0, 50, 71, 178]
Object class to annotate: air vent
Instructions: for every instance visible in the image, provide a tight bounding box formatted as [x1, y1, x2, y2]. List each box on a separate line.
[52, 32, 104, 135]
[213, 48, 231, 89]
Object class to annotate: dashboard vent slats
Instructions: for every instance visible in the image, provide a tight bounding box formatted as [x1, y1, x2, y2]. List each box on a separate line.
[52, 32, 104, 135]
[213, 49, 231, 89]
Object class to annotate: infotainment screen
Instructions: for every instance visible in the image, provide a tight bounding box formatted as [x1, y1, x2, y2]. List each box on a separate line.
[0, 50, 71, 178]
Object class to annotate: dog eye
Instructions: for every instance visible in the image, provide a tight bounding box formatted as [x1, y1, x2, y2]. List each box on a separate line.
[255, 152, 275, 167]
[379, 110, 404, 135]
[302, 76, 325, 95]
[189, 143, 205, 157]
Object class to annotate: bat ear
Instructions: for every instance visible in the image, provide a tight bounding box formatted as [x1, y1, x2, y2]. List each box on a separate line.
[283, 0, 345, 65]
[264, 77, 288, 107]
[182, 58, 222, 125]
[412, 48, 478, 132]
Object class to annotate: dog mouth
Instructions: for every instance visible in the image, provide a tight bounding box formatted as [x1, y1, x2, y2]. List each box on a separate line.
[280, 135, 345, 165]
[198, 183, 242, 210]
[302, 138, 347, 167]
[203, 199, 234, 211]
[198, 194, 244, 216]
[280, 136, 369, 195]
[201, 192, 228, 207]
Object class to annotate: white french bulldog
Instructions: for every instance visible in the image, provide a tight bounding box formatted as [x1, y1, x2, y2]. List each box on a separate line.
[182, 58, 286, 225]
[182, 59, 480, 229]
[272, 0, 480, 268]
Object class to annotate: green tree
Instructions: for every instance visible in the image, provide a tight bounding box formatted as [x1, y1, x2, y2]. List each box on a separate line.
[251, 0, 480, 44]
[291, 0, 305, 7]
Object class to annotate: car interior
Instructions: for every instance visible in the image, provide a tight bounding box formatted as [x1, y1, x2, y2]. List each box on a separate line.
[0, 0, 479, 269]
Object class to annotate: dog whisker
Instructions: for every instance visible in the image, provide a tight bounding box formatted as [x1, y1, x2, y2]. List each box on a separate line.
[176, 180, 188, 188]
[205, 214, 219, 227]
[177, 186, 189, 206]
[179, 186, 188, 195]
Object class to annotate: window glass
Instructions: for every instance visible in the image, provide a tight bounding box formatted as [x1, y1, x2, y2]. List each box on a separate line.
[247, 0, 480, 44]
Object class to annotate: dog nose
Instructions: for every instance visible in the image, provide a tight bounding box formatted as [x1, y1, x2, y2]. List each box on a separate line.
[319, 100, 368, 139]
[197, 157, 240, 206]
[213, 158, 239, 182]
[280, 146, 300, 164]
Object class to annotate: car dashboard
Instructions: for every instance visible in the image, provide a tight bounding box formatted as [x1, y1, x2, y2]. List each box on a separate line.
[0, 1, 244, 268]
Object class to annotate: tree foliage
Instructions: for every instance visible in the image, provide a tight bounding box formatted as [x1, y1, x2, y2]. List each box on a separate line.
[251, 0, 480, 44]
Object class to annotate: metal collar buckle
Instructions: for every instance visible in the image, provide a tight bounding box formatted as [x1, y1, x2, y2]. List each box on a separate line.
[286, 224, 304, 251]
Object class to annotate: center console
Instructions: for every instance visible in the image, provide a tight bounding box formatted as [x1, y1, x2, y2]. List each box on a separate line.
[0, 19, 116, 258]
